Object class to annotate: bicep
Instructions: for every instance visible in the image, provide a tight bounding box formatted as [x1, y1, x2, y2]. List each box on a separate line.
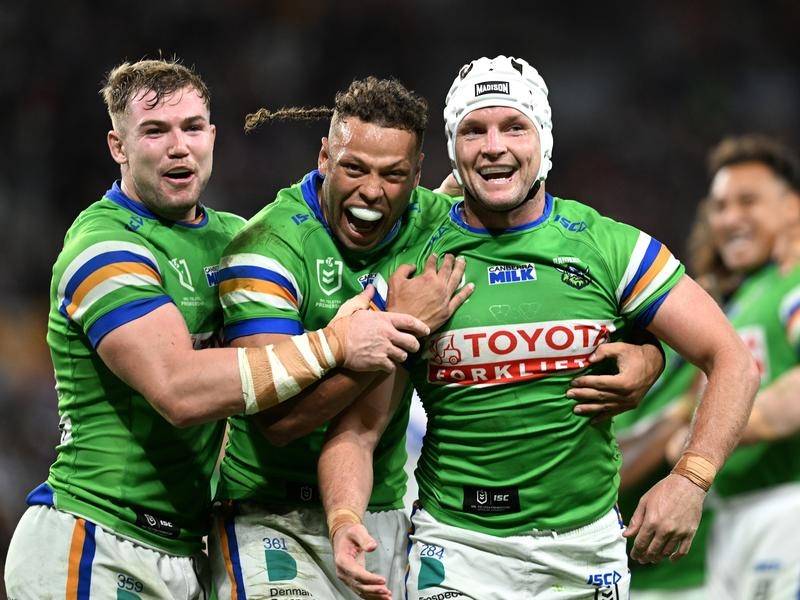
[96, 301, 193, 399]
[646, 275, 742, 371]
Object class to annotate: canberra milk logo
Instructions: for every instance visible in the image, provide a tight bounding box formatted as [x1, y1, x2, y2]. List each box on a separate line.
[203, 265, 219, 287]
[317, 257, 343, 296]
[475, 80, 510, 96]
[487, 263, 537, 285]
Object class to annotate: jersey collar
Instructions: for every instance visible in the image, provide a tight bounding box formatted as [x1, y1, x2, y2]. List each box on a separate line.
[105, 181, 209, 228]
[299, 169, 402, 250]
[449, 192, 554, 235]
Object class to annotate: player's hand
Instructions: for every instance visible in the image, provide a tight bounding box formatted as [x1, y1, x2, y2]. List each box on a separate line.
[568, 342, 664, 423]
[329, 309, 429, 373]
[332, 284, 376, 322]
[332, 523, 392, 600]
[433, 173, 463, 197]
[624, 473, 705, 564]
[387, 254, 474, 332]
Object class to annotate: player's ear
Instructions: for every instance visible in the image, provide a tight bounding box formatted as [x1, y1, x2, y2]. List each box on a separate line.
[107, 129, 127, 165]
[318, 137, 330, 175]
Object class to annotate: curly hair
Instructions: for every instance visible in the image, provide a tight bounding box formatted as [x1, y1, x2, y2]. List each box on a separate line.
[708, 134, 800, 193]
[100, 58, 210, 125]
[244, 76, 428, 146]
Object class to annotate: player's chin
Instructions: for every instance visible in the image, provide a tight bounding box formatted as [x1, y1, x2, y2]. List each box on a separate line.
[475, 191, 526, 213]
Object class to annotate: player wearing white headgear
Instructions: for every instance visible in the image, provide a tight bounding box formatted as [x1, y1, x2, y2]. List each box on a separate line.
[444, 55, 553, 188]
[319, 55, 758, 600]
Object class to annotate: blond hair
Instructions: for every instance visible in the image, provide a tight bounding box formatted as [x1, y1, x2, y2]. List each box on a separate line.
[100, 58, 210, 126]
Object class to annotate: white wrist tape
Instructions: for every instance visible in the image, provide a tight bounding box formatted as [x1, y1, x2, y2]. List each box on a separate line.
[238, 328, 343, 415]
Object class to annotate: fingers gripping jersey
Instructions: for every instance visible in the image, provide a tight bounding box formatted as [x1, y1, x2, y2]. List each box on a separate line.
[714, 263, 800, 497]
[396, 194, 684, 535]
[43, 182, 245, 555]
[217, 170, 455, 510]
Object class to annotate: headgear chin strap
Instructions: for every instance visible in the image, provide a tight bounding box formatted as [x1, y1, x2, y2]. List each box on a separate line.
[444, 55, 553, 186]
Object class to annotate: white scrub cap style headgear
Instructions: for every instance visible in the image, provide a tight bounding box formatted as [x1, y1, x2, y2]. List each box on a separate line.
[444, 55, 553, 185]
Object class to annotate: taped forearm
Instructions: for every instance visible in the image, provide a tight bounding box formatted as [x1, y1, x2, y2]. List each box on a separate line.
[238, 327, 344, 414]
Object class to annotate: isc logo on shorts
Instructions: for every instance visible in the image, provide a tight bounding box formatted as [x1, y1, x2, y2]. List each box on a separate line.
[587, 570, 622, 600]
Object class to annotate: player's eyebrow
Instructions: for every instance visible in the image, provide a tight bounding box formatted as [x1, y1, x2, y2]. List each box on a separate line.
[137, 115, 208, 129]
[341, 152, 411, 171]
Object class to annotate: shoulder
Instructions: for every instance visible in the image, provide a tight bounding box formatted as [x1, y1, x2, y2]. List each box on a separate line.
[56, 202, 160, 276]
[408, 186, 458, 222]
[227, 183, 322, 256]
[206, 208, 248, 237]
[396, 187, 456, 250]
[549, 196, 640, 242]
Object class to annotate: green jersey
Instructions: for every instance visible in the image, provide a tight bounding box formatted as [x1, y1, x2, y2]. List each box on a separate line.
[714, 263, 800, 497]
[35, 182, 244, 555]
[616, 351, 710, 590]
[217, 170, 453, 510]
[399, 194, 684, 535]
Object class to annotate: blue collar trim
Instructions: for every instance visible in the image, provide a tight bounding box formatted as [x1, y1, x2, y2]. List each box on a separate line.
[449, 192, 554, 234]
[105, 181, 208, 228]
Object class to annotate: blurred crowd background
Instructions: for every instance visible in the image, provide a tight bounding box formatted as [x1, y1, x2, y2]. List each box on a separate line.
[1, 1, 798, 594]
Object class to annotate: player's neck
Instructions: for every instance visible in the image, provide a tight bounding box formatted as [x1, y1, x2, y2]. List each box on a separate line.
[120, 177, 198, 223]
[462, 185, 546, 231]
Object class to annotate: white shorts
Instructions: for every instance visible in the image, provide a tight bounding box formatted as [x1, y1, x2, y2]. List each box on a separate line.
[4, 505, 209, 599]
[406, 506, 629, 600]
[706, 483, 800, 600]
[209, 503, 408, 600]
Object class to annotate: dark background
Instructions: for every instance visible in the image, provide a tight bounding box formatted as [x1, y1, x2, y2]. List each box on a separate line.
[1, 1, 798, 593]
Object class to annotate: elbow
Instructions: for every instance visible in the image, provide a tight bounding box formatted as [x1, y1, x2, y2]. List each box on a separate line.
[254, 419, 304, 447]
[149, 389, 198, 429]
[262, 428, 294, 447]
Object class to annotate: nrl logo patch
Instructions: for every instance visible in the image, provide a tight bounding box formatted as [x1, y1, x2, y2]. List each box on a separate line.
[553, 256, 592, 290]
[317, 257, 343, 296]
[168, 258, 195, 292]
[475, 81, 510, 96]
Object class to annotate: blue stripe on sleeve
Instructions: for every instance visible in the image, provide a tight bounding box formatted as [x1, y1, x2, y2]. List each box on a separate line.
[620, 238, 662, 304]
[225, 518, 247, 600]
[86, 295, 173, 347]
[634, 290, 670, 328]
[224, 317, 304, 342]
[62, 250, 161, 309]
[372, 292, 387, 311]
[217, 265, 299, 302]
[77, 521, 97, 600]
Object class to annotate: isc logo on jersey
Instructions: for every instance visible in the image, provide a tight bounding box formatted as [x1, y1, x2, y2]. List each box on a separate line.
[426, 319, 614, 385]
[487, 263, 536, 285]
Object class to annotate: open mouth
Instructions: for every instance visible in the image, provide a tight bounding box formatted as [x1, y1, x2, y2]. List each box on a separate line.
[344, 206, 384, 236]
[163, 167, 195, 182]
[479, 166, 516, 185]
